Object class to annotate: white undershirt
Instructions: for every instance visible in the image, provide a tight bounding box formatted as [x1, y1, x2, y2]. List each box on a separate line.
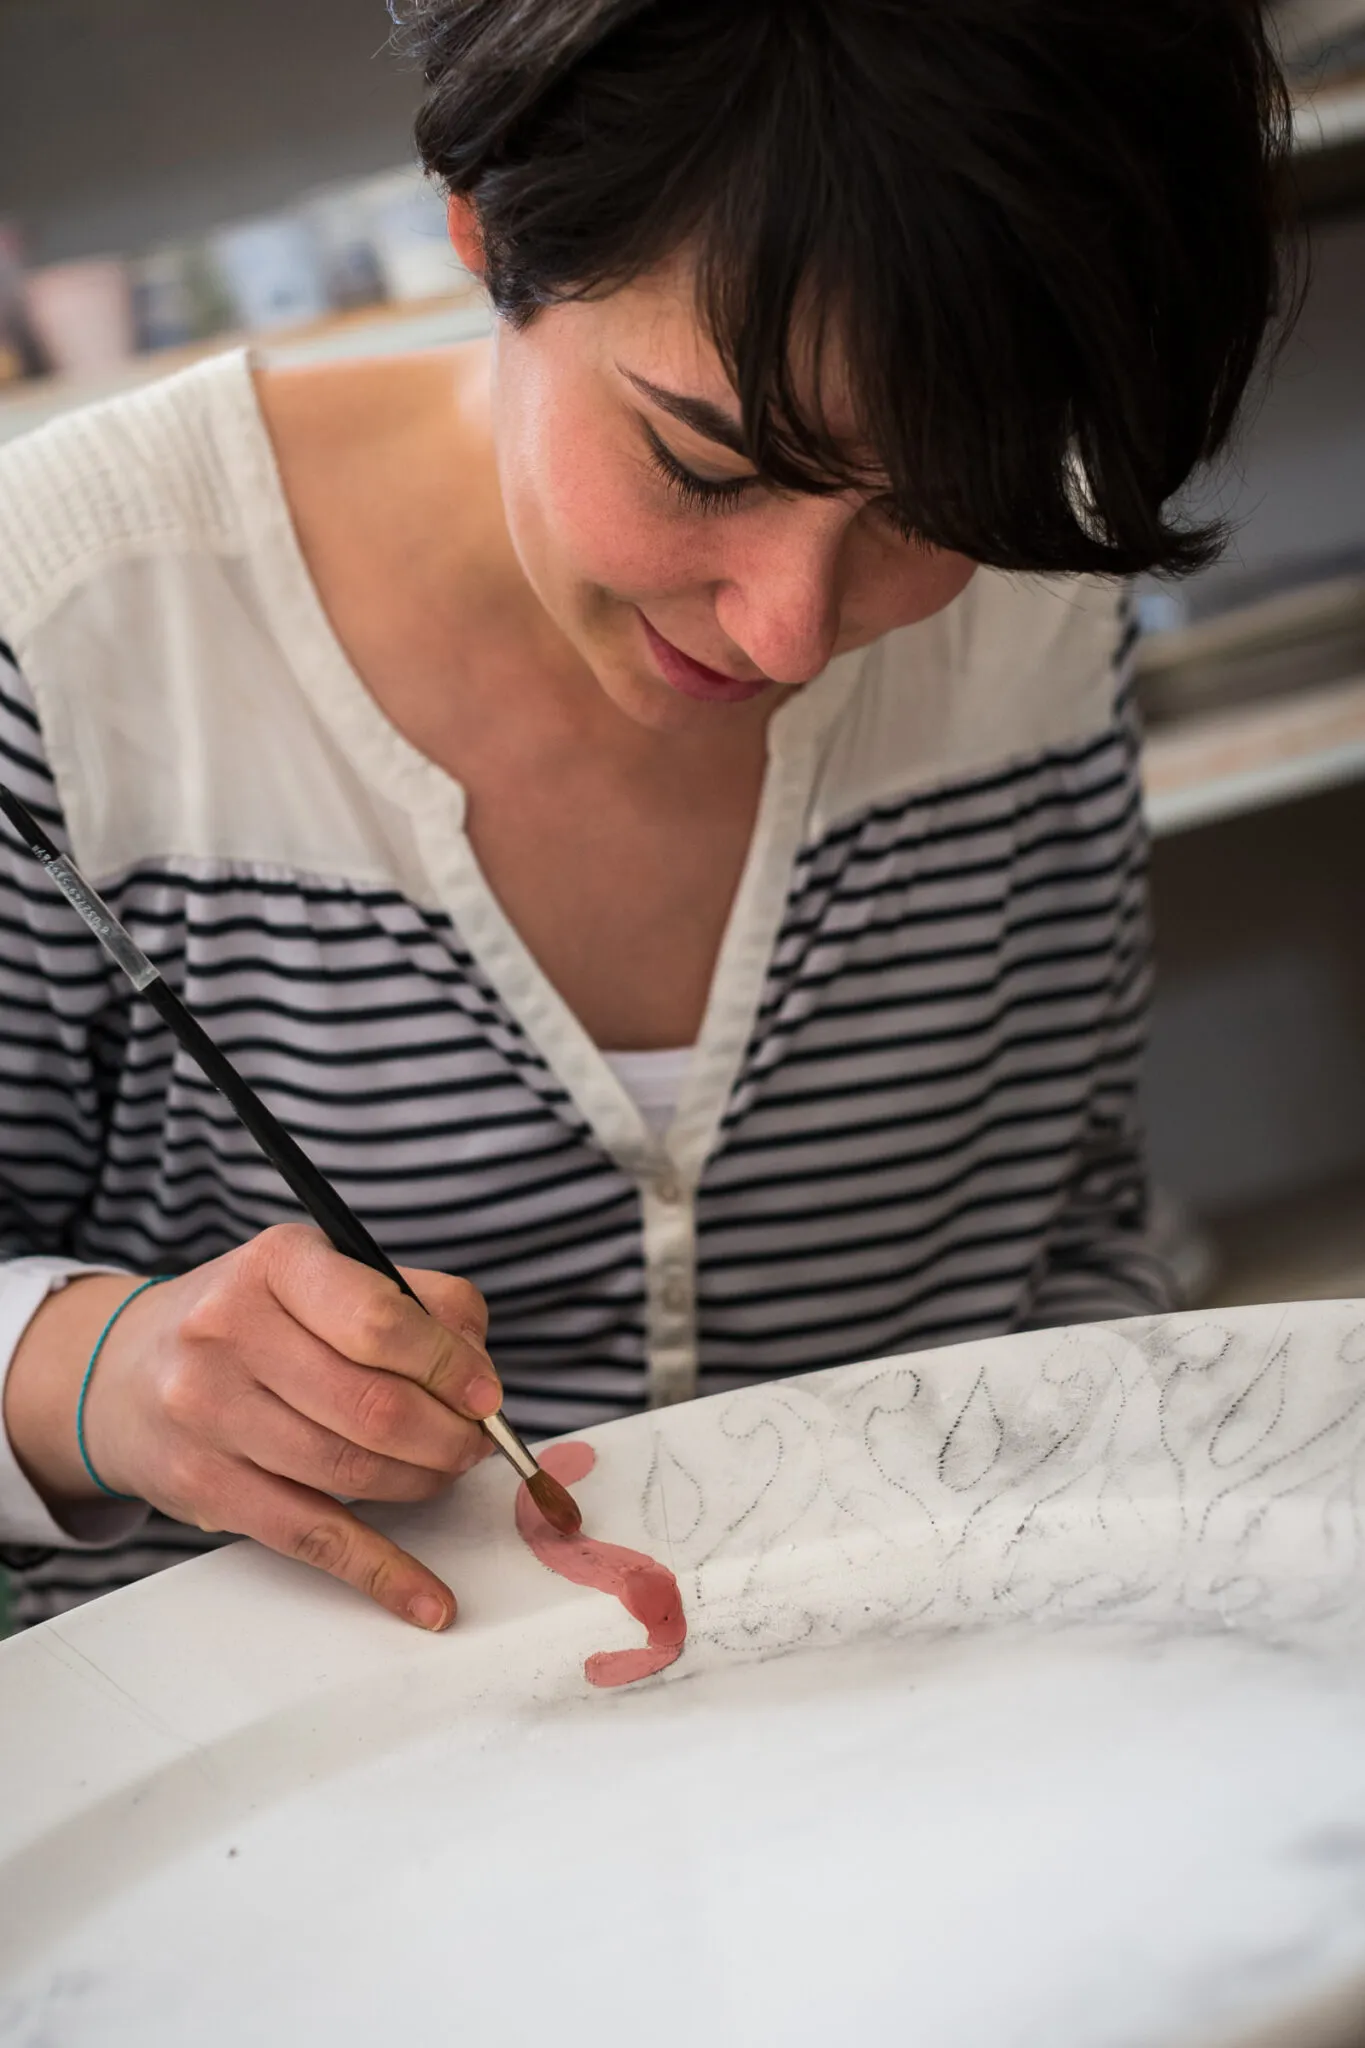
[600, 1046, 695, 1139]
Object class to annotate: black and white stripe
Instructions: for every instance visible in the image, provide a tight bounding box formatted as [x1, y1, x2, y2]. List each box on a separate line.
[0, 624, 1166, 1629]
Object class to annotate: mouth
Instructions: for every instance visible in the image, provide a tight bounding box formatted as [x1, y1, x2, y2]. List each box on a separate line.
[637, 614, 773, 706]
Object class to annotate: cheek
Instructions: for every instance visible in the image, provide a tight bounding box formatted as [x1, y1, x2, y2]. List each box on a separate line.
[508, 392, 708, 602]
[852, 538, 977, 635]
[550, 459, 706, 598]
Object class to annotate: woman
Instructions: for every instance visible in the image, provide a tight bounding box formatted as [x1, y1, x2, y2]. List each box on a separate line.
[0, 0, 1289, 1631]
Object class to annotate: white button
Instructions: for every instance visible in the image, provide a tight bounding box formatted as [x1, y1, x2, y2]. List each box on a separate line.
[656, 1175, 683, 1205]
[660, 1271, 689, 1314]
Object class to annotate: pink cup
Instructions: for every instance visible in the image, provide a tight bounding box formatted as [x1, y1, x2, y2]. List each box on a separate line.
[24, 258, 136, 377]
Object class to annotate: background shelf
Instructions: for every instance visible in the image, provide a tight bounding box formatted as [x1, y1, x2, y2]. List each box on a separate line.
[1291, 76, 1365, 214]
[0, 293, 493, 447]
[1143, 670, 1365, 834]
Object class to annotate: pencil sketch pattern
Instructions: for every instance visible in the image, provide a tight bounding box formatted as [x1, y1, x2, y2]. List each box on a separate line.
[7, 1299, 1365, 2048]
[617, 1302, 1365, 1673]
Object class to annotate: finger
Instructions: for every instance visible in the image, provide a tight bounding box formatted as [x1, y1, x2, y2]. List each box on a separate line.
[251, 1331, 494, 1474]
[218, 1459, 459, 1631]
[227, 1385, 461, 1503]
[260, 1230, 502, 1422]
[398, 1265, 488, 1347]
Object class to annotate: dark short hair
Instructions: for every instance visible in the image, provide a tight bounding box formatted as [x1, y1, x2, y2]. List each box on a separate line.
[394, 0, 1295, 577]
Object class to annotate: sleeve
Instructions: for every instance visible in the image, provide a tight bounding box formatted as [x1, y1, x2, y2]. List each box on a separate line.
[0, 636, 148, 1554]
[1020, 609, 1176, 1330]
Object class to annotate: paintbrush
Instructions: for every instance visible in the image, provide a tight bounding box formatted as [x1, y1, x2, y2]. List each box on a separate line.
[0, 781, 582, 1538]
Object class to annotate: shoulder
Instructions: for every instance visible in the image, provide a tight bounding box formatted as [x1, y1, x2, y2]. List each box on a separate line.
[812, 569, 1130, 833]
[0, 355, 376, 890]
[0, 351, 260, 641]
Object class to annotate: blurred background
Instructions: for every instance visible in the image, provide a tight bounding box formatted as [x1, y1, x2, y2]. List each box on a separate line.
[0, 0, 1363, 1312]
[0, 0, 486, 400]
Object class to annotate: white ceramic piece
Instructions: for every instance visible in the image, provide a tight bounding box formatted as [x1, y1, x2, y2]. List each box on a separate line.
[23, 260, 136, 376]
[209, 215, 330, 334]
[360, 165, 467, 303]
[4, 1301, 1365, 2048]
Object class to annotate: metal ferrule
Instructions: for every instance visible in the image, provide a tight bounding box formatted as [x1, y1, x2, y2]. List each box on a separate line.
[480, 1409, 540, 1482]
[38, 849, 160, 992]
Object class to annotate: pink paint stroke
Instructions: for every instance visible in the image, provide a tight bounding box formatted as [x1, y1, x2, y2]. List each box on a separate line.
[515, 1442, 686, 1688]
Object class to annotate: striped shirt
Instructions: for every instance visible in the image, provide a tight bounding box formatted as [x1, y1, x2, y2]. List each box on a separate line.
[0, 351, 1168, 1630]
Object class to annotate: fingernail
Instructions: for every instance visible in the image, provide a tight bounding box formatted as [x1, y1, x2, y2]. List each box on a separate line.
[407, 1593, 451, 1632]
[467, 1373, 502, 1419]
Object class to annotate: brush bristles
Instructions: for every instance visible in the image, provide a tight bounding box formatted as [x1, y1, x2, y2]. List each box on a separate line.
[527, 1467, 582, 1536]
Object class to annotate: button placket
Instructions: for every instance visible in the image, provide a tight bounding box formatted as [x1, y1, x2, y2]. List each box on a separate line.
[641, 1172, 698, 1407]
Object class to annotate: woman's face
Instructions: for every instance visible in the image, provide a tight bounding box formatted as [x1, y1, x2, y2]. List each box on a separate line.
[464, 220, 977, 734]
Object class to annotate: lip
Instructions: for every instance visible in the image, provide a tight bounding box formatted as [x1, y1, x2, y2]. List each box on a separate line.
[638, 615, 772, 705]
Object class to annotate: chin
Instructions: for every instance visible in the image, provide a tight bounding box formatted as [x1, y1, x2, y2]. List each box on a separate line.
[563, 602, 688, 731]
[569, 589, 777, 734]
[595, 657, 719, 734]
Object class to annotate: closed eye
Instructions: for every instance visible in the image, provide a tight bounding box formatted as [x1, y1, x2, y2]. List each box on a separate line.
[642, 417, 922, 544]
[643, 424, 759, 515]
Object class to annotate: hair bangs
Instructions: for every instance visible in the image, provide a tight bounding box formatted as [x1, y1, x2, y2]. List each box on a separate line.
[401, 0, 1296, 579]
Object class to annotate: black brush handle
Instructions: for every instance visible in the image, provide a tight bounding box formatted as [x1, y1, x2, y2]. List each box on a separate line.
[0, 782, 409, 1289]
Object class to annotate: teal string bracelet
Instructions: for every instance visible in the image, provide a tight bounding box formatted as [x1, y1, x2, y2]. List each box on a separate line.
[75, 1276, 172, 1502]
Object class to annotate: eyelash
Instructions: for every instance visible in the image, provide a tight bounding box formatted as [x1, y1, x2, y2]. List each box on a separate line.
[645, 429, 757, 516]
[644, 425, 923, 547]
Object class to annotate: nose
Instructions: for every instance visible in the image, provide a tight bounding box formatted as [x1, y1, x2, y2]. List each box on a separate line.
[712, 503, 849, 685]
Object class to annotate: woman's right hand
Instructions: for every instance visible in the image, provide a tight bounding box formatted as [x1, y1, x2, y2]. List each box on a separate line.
[4, 1223, 502, 1631]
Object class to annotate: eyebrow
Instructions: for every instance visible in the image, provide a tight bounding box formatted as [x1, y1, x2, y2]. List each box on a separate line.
[619, 367, 752, 461]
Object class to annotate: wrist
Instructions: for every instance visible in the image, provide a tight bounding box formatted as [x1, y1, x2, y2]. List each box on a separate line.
[3, 1274, 151, 1509]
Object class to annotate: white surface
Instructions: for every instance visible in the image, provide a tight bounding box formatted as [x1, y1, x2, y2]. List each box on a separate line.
[5, 1302, 1365, 2048]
